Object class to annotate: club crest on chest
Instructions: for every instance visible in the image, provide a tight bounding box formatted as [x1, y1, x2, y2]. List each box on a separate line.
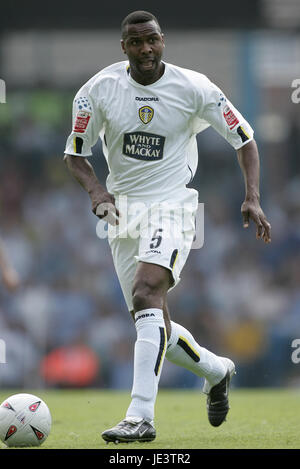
[139, 106, 154, 124]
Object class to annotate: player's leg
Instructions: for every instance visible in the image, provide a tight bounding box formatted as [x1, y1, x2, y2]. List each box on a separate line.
[130, 293, 171, 339]
[102, 261, 171, 443]
[164, 300, 235, 426]
[164, 301, 226, 385]
[132, 260, 172, 337]
[125, 262, 171, 421]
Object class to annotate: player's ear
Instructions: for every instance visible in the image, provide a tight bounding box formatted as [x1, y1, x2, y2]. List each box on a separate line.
[120, 39, 126, 55]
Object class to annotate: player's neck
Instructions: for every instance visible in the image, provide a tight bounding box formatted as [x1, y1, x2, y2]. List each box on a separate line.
[130, 62, 165, 86]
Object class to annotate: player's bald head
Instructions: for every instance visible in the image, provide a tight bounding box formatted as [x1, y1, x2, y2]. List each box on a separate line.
[121, 10, 162, 40]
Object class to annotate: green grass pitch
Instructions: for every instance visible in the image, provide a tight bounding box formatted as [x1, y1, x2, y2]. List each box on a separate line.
[0, 389, 299, 449]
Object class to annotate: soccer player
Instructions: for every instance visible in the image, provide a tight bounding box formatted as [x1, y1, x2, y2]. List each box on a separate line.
[64, 11, 271, 444]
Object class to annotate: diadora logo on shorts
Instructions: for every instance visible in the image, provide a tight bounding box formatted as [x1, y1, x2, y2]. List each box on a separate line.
[135, 313, 155, 322]
[135, 97, 159, 102]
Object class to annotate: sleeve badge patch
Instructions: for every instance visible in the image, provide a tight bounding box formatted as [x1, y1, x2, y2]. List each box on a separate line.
[223, 105, 239, 130]
[73, 110, 91, 133]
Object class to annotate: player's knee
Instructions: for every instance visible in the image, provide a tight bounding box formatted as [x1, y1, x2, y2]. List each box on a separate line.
[132, 277, 165, 312]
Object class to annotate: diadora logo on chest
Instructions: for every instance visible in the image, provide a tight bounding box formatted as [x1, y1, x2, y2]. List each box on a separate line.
[135, 97, 159, 102]
[139, 106, 154, 124]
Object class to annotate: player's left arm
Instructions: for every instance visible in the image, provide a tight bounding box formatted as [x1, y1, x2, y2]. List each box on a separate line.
[237, 139, 271, 243]
[198, 77, 271, 243]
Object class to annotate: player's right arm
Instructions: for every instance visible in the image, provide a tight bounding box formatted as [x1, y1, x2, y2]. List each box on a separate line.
[64, 85, 120, 225]
[64, 155, 120, 224]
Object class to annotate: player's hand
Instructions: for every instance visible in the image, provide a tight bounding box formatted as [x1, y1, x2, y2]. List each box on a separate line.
[90, 191, 121, 226]
[241, 198, 271, 243]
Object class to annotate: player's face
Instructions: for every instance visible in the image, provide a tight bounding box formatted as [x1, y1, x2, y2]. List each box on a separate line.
[121, 21, 165, 85]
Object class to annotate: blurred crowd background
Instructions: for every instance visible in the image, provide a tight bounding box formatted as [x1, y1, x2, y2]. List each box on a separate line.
[0, 0, 300, 390]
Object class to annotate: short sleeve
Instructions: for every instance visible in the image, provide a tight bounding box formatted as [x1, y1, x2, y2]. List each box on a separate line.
[64, 84, 104, 157]
[198, 78, 254, 150]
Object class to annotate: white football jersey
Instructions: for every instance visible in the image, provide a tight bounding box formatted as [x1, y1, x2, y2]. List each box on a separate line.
[64, 61, 254, 200]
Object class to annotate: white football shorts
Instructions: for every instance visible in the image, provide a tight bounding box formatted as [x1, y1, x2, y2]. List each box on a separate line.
[107, 189, 198, 312]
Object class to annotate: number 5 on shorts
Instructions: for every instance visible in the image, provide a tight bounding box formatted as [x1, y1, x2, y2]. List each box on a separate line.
[150, 228, 163, 249]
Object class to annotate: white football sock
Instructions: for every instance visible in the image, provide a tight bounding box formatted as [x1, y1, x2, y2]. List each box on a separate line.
[126, 308, 167, 422]
[166, 321, 226, 387]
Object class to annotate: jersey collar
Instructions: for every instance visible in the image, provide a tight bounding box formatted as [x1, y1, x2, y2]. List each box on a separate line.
[126, 61, 168, 88]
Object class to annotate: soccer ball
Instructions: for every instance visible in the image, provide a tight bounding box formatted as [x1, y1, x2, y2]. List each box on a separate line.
[0, 393, 52, 447]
